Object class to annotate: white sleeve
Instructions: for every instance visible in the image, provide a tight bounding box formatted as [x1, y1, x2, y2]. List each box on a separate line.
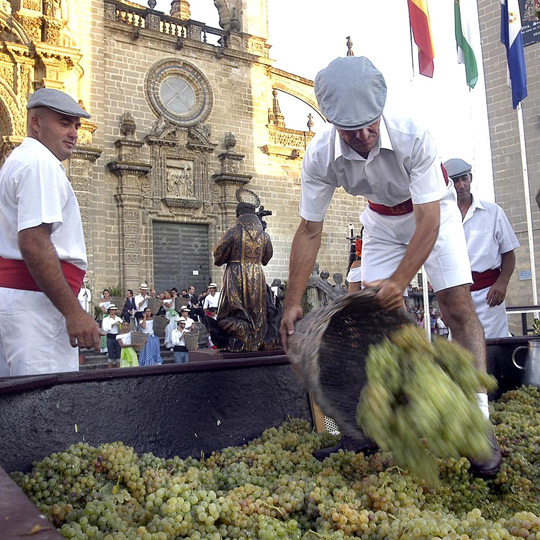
[298, 155, 336, 222]
[15, 162, 66, 232]
[495, 206, 520, 253]
[407, 130, 448, 205]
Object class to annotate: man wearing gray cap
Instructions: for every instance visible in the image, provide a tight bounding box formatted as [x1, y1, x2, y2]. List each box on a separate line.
[444, 158, 519, 338]
[0, 88, 101, 376]
[280, 56, 500, 477]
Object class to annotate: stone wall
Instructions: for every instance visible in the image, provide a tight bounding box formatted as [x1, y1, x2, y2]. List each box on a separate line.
[0, 0, 361, 298]
[477, 0, 540, 310]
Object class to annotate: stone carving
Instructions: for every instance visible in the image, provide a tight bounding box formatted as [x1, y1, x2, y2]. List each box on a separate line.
[140, 176, 151, 197]
[22, 0, 41, 12]
[43, 0, 65, 19]
[124, 237, 138, 250]
[120, 111, 136, 139]
[1, 1, 11, 15]
[15, 13, 42, 41]
[166, 160, 194, 198]
[125, 224, 139, 236]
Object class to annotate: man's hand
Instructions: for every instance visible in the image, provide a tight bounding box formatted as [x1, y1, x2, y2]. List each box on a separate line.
[363, 279, 406, 311]
[280, 305, 304, 353]
[486, 280, 508, 307]
[65, 309, 103, 350]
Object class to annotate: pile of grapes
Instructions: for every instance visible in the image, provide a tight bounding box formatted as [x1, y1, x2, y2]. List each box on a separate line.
[11, 386, 540, 539]
[358, 325, 498, 486]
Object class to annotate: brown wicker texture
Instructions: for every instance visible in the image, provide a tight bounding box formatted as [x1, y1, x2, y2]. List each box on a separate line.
[110, 297, 126, 314]
[287, 288, 414, 440]
[147, 298, 162, 315]
[184, 331, 199, 351]
[131, 331, 148, 352]
[175, 297, 190, 310]
[153, 315, 169, 338]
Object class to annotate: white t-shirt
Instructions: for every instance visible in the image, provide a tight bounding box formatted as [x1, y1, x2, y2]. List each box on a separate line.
[462, 196, 520, 274]
[0, 137, 87, 270]
[299, 115, 451, 222]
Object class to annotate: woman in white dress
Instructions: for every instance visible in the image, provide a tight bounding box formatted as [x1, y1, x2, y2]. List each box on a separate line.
[98, 289, 111, 353]
[162, 289, 179, 349]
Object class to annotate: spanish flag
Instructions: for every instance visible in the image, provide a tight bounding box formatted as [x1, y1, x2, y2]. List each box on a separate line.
[407, 0, 435, 78]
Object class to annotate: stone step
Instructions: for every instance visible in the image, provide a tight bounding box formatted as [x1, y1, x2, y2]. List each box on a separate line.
[79, 345, 211, 370]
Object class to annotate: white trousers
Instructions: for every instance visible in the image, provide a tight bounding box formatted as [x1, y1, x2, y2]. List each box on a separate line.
[471, 288, 510, 339]
[0, 287, 79, 377]
[360, 195, 472, 293]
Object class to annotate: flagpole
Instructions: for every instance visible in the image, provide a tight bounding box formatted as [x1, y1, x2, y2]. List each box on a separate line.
[516, 102, 538, 307]
[421, 265, 431, 340]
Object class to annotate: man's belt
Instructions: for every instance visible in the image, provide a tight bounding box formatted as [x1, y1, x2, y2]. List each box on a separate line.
[0, 257, 85, 296]
[368, 199, 413, 216]
[471, 269, 501, 292]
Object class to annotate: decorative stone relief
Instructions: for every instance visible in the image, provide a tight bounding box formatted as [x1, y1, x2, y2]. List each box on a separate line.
[166, 159, 195, 199]
[0, 1, 11, 16]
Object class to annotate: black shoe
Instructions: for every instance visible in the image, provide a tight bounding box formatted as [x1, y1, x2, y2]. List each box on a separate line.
[470, 425, 502, 478]
[313, 434, 379, 461]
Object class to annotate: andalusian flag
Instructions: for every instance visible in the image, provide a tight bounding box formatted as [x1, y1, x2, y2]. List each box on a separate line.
[407, 0, 435, 78]
[454, 0, 478, 89]
[501, 0, 527, 108]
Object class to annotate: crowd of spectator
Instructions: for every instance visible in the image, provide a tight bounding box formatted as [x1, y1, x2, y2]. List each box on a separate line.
[85, 282, 222, 369]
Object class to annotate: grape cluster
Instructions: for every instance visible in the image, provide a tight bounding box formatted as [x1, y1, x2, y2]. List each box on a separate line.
[10, 386, 540, 539]
[357, 325, 498, 486]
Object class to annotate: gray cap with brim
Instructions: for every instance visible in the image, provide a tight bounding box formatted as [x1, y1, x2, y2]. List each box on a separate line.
[27, 88, 91, 119]
[314, 56, 387, 131]
[443, 158, 472, 179]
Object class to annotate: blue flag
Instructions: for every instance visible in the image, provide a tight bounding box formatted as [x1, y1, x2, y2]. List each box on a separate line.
[500, 0, 527, 109]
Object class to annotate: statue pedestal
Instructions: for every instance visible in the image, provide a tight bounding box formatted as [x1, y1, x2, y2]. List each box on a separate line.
[188, 349, 285, 363]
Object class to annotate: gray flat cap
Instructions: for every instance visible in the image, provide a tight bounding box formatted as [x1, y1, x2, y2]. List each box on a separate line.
[314, 56, 387, 130]
[443, 158, 472, 179]
[27, 88, 91, 119]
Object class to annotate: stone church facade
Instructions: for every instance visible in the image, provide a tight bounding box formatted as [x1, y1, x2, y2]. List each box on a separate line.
[0, 0, 362, 295]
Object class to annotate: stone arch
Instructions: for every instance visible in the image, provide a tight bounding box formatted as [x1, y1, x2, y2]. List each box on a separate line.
[269, 69, 323, 119]
[0, 79, 24, 137]
[0, 11, 32, 46]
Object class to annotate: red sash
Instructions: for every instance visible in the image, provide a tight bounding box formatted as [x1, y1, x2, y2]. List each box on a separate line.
[368, 198, 413, 216]
[0, 257, 85, 296]
[470, 269, 500, 292]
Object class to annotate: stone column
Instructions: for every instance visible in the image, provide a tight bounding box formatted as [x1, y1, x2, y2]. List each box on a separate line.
[107, 136, 151, 290]
[68, 146, 102, 286]
[211, 132, 251, 231]
[171, 0, 191, 20]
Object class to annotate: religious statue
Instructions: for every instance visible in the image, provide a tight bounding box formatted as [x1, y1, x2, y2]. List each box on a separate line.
[212, 189, 274, 352]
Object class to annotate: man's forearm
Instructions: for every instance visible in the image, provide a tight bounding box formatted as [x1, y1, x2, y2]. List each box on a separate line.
[284, 219, 323, 308]
[390, 202, 440, 289]
[18, 225, 81, 317]
[498, 250, 516, 285]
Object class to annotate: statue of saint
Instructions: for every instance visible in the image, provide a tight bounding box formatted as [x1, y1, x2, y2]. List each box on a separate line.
[213, 200, 273, 352]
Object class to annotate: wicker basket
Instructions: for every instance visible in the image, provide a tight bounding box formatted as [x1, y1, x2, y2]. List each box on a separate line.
[131, 331, 148, 353]
[287, 288, 414, 440]
[184, 331, 199, 351]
